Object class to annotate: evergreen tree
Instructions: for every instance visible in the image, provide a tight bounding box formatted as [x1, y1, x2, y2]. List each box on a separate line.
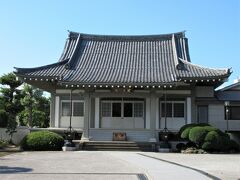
[20, 84, 50, 128]
[0, 73, 23, 142]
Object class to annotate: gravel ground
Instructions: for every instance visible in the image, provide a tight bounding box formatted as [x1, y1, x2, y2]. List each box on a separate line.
[140, 152, 240, 180]
[0, 151, 215, 180]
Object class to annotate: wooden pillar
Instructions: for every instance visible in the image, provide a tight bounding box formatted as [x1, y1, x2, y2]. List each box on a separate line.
[150, 92, 157, 138]
[54, 96, 60, 128]
[146, 98, 151, 129]
[155, 97, 159, 129]
[82, 93, 90, 140]
[187, 97, 192, 124]
[95, 97, 100, 128]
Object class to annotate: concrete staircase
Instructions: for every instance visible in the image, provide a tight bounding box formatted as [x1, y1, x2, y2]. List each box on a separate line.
[82, 141, 153, 151]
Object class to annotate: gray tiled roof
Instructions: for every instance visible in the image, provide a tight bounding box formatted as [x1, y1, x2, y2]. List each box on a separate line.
[15, 31, 230, 85]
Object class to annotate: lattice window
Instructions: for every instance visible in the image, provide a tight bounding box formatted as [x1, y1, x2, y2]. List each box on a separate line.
[134, 103, 144, 117]
[73, 102, 84, 116]
[124, 103, 133, 117]
[112, 103, 121, 117]
[102, 102, 111, 117]
[62, 102, 71, 116]
[61, 101, 84, 117]
[161, 103, 173, 117]
[174, 103, 185, 117]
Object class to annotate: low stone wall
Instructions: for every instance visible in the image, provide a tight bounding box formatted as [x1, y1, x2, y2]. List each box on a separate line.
[0, 126, 30, 145]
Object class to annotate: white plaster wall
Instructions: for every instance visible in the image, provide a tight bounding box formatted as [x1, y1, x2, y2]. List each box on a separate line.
[0, 127, 30, 145]
[60, 117, 84, 128]
[208, 104, 240, 131]
[196, 86, 214, 97]
[160, 118, 185, 131]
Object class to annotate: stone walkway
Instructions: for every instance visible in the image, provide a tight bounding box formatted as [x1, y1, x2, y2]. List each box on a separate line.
[110, 152, 211, 180]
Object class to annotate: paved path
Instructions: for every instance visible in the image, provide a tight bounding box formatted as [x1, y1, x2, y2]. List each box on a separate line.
[0, 151, 212, 180]
[110, 152, 211, 180]
[0, 151, 145, 180]
[140, 152, 240, 180]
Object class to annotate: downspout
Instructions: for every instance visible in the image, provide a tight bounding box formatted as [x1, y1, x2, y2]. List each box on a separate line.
[87, 91, 91, 139]
[164, 90, 167, 130]
[69, 89, 73, 133]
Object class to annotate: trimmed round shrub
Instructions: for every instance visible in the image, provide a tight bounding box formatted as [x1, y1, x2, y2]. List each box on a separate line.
[179, 123, 197, 135]
[189, 127, 209, 146]
[201, 141, 213, 151]
[181, 127, 193, 139]
[180, 123, 210, 139]
[204, 131, 221, 142]
[203, 126, 218, 132]
[22, 131, 64, 151]
[202, 131, 223, 151]
[202, 130, 239, 152]
[179, 123, 239, 153]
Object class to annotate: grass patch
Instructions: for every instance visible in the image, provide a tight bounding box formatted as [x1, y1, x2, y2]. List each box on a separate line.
[0, 152, 12, 157]
[0, 140, 9, 148]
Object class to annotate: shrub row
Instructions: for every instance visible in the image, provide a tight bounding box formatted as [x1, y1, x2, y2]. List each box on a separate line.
[21, 131, 64, 151]
[179, 123, 240, 152]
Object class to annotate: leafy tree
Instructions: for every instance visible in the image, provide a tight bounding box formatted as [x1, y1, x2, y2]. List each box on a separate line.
[20, 84, 50, 128]
[0, 73, 50, 141]
[0, 73, 23, 143]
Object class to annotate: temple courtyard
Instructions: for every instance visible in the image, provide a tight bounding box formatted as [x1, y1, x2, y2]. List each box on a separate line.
[1, 151, 239, 180]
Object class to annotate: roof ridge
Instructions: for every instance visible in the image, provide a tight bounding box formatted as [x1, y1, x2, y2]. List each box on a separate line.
[171, 34, 180, 68]
[65, 34, 81, 69]
[68, 31, 186, 40]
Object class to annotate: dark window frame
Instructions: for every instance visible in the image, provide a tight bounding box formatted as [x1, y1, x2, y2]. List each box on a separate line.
[225, 105, 240, 120]
[112, 102, 122, 117]
[101, 100, 144, 118]
[61, 100, 84, 117]
[161, 101, 185, 118]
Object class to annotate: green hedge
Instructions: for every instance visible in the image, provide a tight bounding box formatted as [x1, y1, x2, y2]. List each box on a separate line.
[180, 123, 210, 139]
[189, 127, 209, 146]
[202, 131, 224, 151]
[179, 123, 240, 152]
[21, 131, 64, 151]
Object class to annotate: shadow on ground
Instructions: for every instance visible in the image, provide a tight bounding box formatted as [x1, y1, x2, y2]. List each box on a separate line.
[0, 166, 32, 174]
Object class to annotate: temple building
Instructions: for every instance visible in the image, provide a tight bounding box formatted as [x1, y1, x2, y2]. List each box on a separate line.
[15, 31, 239, 142]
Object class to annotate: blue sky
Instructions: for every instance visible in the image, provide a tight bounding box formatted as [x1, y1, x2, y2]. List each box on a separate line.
[0, 0, 239, 88]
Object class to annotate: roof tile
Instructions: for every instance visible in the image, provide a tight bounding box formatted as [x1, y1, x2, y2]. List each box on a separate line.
[15, 32, 230, 85]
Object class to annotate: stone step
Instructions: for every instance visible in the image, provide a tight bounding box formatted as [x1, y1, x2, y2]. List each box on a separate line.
[85, 143, 147, 146]
[82, 141, 153, 151]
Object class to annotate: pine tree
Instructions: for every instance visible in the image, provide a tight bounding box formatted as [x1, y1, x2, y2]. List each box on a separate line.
[0, 73, 23, 143]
